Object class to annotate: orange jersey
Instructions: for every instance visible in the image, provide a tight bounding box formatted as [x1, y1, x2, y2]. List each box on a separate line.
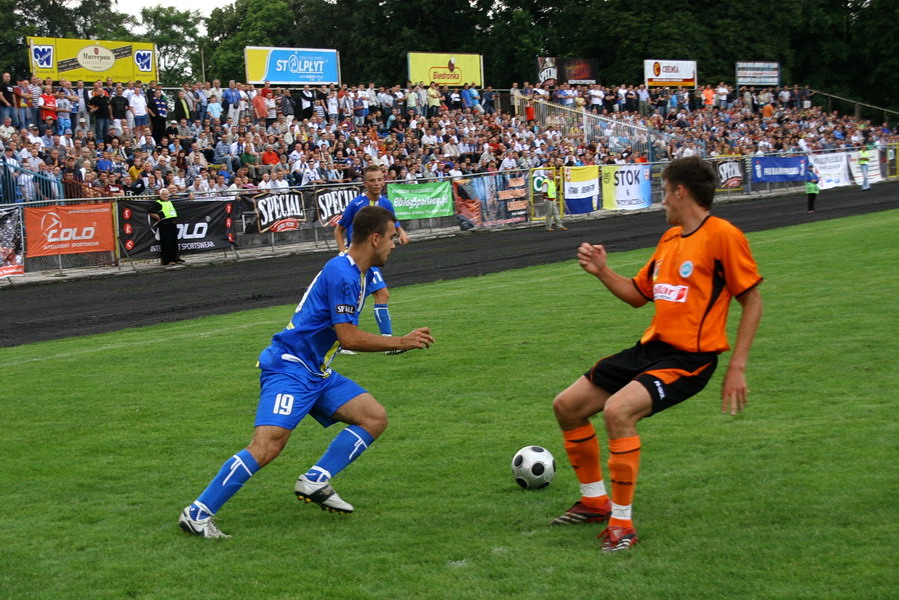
[632, 215, 762, 353]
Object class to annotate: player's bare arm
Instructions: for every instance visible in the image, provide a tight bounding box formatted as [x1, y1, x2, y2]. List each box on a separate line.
[721, 286, 763, 415]
[578, 243, 647, 308]
[334, 223, 348, 252]
[396, 227, 410, 246]
[334, 322, 433, 352]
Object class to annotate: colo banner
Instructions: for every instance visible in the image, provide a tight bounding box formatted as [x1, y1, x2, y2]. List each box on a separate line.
[313, 185, 362, 227]
[387, 181, 453, 219]
[407, 53, 483, 86]
[24, 203, 115, 257]
[644, 59, 697, 88]
[808, 152, 851, 190]
[714, 158, 745, 192]
[118, 200, 237, 258]
[750, 156, 808, 183]
[848, 150, 883, 186]
[28, 36, 157, 83]
[245, 191, 307, 233]
[601, 165, 653, 210]
[244, 47, 340, 85]
[563, 166, 600, 214]
[0, 207, 24, 277]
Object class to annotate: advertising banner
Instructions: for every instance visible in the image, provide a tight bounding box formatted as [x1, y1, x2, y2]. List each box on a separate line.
[244, 46, 341, 85]
[563, 166, 600, 214]
[407, 53, 483, 87]
[601, 165, 653, 210]
[451, 172, 528, 228]
[387, 181, 454, 219]
[28, 36, 157, 82]
[118, 200, 237, 258]
[713, 158, 745, 192]
[313, 185, 362, 227]
[736, 62, 780, 87]
[24, 203, 115, 257]
[644, 59, 697, 88]
[848, 150, 883, 185]
[750, 156, 808, 183]
[0, 207, 24, 278]
[536, 57, 599, 85]
[244, 191, 307, 233]
[808, 152, 852, 190]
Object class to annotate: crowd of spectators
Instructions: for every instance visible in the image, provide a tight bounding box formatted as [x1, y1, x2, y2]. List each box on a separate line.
[0, 72, 896, 203]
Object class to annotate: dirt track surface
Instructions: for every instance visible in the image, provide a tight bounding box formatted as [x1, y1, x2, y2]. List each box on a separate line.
[1, 183, 895, 347]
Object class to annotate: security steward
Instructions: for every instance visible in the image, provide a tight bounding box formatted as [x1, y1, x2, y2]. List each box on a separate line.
[149, 187, 184, 266]
[542, 170, 567, 231]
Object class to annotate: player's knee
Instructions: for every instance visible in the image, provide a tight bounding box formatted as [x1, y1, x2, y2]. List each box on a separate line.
[602, 401, 639, 434]
[552, 392, 582, 426]
[360, 403, 388, 438]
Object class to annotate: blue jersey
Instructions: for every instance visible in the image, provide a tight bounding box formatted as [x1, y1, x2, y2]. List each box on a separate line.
[337, 194, 401, 245]
[267, 253, 367, 378]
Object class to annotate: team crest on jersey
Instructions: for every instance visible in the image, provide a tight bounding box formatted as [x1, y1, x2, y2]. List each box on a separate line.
[679, 260, 694, 278]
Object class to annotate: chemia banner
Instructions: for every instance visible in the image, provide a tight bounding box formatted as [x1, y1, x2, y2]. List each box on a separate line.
[601, 165, 652, 210]
[387, 181, 454, 219]
[407, 53, 483, 87]
[245, 47, 341, 85]
[28, 36, 157, 82]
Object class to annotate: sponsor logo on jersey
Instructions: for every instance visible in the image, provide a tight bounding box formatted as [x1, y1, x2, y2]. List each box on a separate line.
[653, 283, 688, 303]
[336, 304, 355, 314]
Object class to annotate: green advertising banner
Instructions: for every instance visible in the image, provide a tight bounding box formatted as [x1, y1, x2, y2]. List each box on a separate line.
[387, 181, 454, 219]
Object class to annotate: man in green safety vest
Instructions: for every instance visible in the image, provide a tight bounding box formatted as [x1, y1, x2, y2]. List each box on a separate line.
[541, 170, 567, 231]
[149, 187, 184, 267]
[857, 145, 871, 191]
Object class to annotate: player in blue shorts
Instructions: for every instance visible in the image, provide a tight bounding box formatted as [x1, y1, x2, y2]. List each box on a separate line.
[334, 165, 410, 354]
[179, 206, 434, 538]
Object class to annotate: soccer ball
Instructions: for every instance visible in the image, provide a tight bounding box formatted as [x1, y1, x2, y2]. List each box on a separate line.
[511, 446, 556, 489]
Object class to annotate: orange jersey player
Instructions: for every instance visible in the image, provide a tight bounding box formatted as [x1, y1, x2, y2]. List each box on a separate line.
[550, 156, 763, 552]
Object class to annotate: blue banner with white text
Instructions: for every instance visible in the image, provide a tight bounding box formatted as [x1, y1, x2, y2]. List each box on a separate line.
[750, 156, 807, 183]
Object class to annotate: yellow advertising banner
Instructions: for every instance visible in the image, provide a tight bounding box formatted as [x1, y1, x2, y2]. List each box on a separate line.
[407, 53, 483, 87]
[27, 37, 158, 83]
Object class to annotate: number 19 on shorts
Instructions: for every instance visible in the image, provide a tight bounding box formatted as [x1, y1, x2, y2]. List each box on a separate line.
[273, 393, 294, 415]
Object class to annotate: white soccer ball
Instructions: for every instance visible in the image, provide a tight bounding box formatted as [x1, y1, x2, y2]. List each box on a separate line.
[511, 446, 556, 489]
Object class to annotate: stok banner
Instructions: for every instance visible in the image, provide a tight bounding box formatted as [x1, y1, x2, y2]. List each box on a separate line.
[644, 59, 697, 88]
[245, 191, 307, 233]
[808, 152, 852, 190]
[714, 158, 745, 192]
[387, 181, 454, 220]
[751, 156, 808, 183]
[408, 53, 483, 86]
[118, 200, 237, 258]
[848, 150, 884, 186]
[244, 46, 340, 85]
[24, 204, 115, 257]
[313, 185, 362, 227]
[563, 166, 600, 214]
[0, 207, 24, 277]
[601, 165, 653, 210]
[28, 36, 157, 82]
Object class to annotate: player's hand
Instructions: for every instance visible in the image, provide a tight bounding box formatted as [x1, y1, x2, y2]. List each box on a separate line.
[721, 367, 749, 415]
[401, 327, 434, 350]
[577, 243, 608, 276]
[397, 229, 410, 246]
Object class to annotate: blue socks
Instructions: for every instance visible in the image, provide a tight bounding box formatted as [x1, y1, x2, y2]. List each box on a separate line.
[304, 425, 375, 483]
[191, 449, 259, 519]
[373, 304, 392, 336]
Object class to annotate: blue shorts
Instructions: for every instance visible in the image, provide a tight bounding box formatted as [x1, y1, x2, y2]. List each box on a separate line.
[366, 266, 387, 295]
[255, 352, 366, 430]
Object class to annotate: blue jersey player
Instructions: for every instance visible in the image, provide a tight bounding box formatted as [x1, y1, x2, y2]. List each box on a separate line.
[179, 206, 434, 538]
[334, 165, 410, 353]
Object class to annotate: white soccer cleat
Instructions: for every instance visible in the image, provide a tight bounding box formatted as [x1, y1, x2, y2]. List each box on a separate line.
[294, 475, 354, 513]
[338, 348, 357, 355]
[178, 506, 231, 538]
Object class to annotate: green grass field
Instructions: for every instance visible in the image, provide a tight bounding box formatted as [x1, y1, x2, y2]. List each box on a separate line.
[2, 210, 897, 599]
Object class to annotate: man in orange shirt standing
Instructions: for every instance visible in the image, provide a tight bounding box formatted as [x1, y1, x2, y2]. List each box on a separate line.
[550, 156, 763, 552]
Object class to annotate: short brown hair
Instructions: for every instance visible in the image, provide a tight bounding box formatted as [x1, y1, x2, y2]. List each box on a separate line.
[661, 157, 717, 209]
[351, 205, 395, 246]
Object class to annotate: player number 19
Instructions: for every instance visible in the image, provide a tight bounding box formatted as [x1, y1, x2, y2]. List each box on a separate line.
[273, 393, 294, 415]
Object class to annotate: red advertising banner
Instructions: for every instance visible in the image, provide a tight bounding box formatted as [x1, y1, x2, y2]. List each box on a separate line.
[24, 203, 116, 257]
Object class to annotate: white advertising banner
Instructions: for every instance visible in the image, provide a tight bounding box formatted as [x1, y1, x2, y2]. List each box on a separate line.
[808, 152, 852, 190]
[847, 150, 883, 185]
[644, 60, 697, 88]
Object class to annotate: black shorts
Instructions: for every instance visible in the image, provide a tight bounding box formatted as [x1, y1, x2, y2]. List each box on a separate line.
[585, 340, 718, 416]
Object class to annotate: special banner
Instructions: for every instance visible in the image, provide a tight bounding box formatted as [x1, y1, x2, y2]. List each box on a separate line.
[244, 46, 341, 85]
[536, 57, 599, 85]
[24, 203, 115, 257]
[313, 185, 362, 228]
[408, 52, 483, 86]
[808, 152, 852, 190]
[244, 191, 308, 233]
[751, 156, 808, 183]
[563, 166, 600, 214]
[387, 181, 454, 219]
[714, 158, 745, 192]
[0, 207, 24, 278]
[118, 199, 237, 258]
[601, 165, 653, 210]
[28, 36, 157, 83]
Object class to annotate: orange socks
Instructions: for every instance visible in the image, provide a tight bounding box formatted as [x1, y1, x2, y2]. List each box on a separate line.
[562, 424, 608, 508]
[608, 435, 641, 527]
